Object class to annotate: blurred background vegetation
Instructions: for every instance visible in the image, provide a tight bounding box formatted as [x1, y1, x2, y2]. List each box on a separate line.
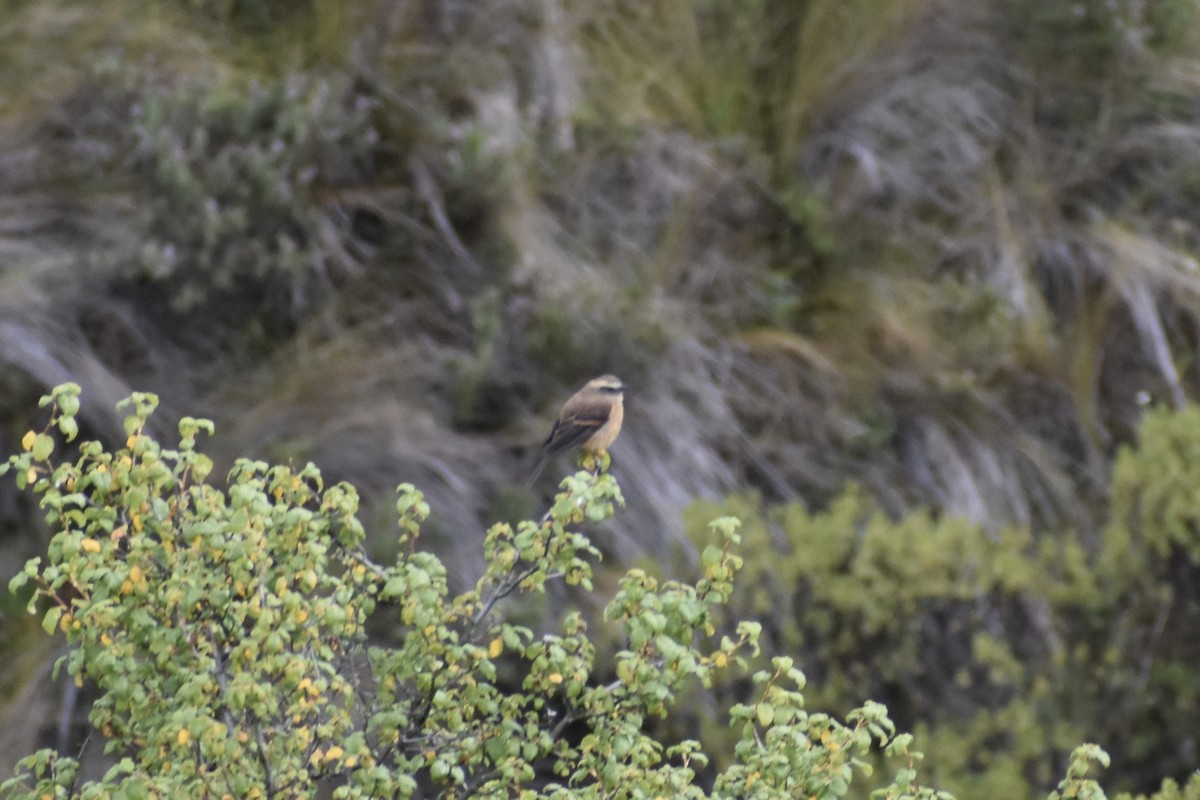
[2, 0, 1200, 797]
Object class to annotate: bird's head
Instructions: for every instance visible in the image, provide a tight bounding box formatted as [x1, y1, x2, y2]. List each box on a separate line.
[587, 375, 625, 395]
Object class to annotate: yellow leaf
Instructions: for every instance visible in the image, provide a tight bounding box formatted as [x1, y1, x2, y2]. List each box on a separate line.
[81, 538, 101, 554]
[177, 728, 190, 746]
[549, 672, 563, 684]
[21, 430, 36, 451]
[325, 746, 344, 761]
[488, 637, 503, 658]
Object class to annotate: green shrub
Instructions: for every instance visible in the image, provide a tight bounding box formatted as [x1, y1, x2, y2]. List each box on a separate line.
[684, 404, 1200, 798]
[8, 384, 1189, 798]
[128, 73, 379, 314]
[1115, 773, 1200, 800]
[1010, 0, 1195, 81]
[2, 384, 957, 798]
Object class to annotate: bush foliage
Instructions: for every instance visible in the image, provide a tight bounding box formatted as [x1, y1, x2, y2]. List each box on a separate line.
[3, 384, 957, 799]
[127, 72, 379, 315]
[683, 405, 1200, 799]
[6, 388, 1200, 798]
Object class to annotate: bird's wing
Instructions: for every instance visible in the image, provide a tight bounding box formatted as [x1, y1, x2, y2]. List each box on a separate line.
[543, 403, 610, 456]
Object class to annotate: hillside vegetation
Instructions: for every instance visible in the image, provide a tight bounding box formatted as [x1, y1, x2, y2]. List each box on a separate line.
[2, 0, 1200, 797]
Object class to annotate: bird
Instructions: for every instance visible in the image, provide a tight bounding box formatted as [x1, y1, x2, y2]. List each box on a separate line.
[527, 375, 625, 486]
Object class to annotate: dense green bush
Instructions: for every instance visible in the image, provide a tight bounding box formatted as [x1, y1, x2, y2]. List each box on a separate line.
[6, 388, 1199, 798]
[1010, 0, 1196, 80]
[2, 384, 958, 798]
[684, 404, 1200, 799]
[127, 72, 380, 314]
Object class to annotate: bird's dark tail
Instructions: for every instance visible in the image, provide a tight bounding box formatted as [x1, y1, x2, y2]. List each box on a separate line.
[524, 450, 549, 489]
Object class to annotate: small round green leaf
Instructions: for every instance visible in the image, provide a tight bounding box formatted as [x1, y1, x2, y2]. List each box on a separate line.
[32, 433, 55, 462]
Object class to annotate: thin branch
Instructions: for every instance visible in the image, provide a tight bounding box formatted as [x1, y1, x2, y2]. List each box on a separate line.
[206, 627, 239, 735]
[254, 727, 277, 799]
[469, 561, 542, 633]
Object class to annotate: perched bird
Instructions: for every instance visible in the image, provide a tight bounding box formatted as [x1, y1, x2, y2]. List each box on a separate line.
[527, 375, 625, 486]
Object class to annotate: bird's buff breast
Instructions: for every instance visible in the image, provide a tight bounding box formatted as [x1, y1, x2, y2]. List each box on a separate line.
[582, 397, 623, 453]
